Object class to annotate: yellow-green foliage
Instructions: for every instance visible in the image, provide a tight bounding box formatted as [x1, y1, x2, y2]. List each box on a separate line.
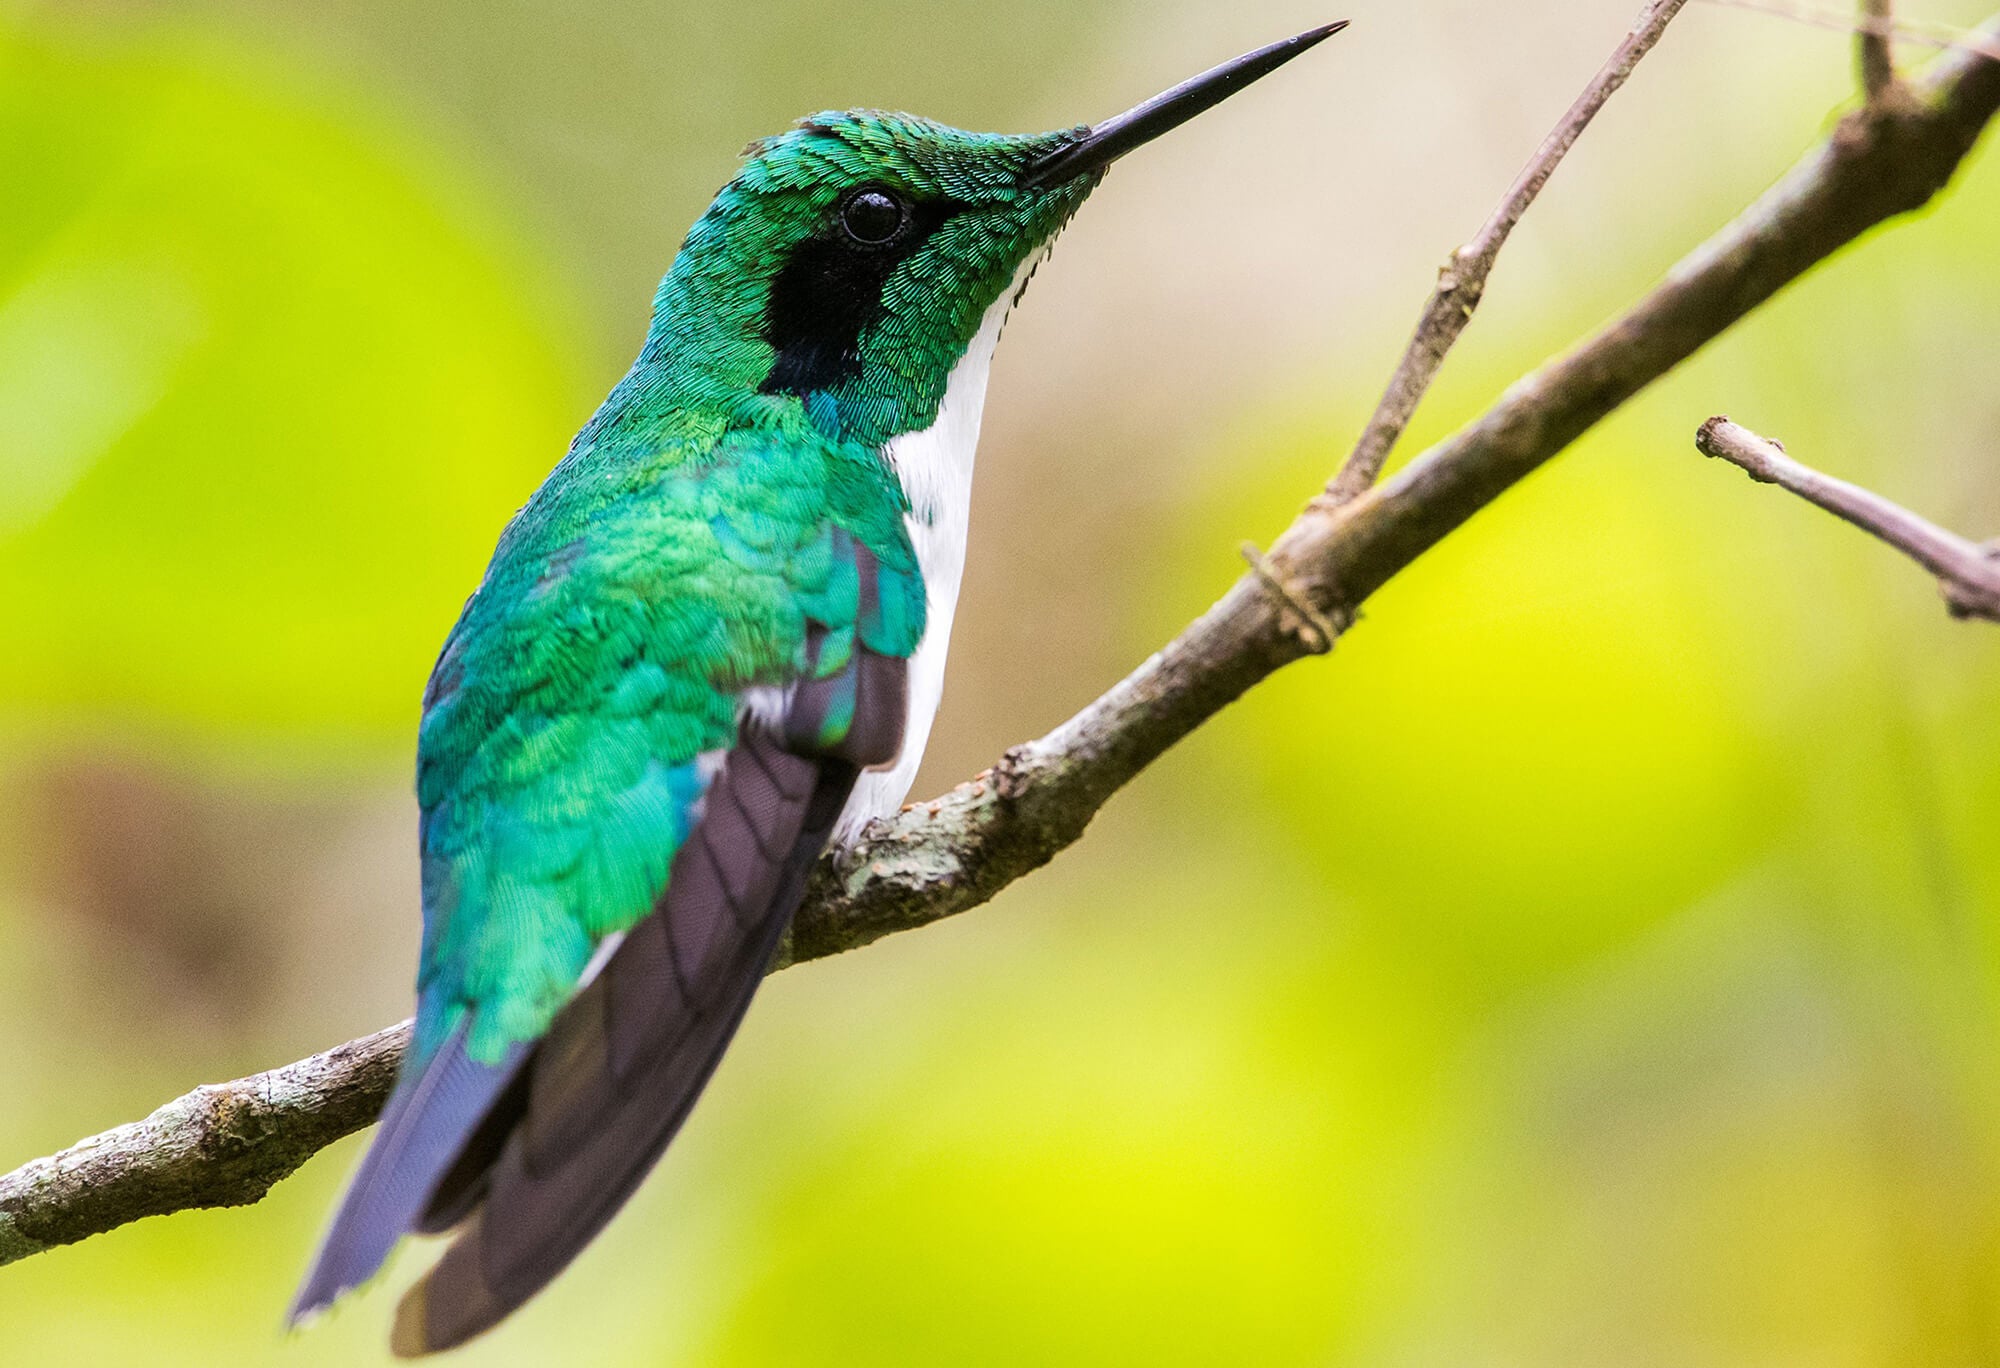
[0, 18, 580, 746]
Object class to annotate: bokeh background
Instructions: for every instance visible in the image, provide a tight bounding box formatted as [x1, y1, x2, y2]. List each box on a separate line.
[3, 0, 1999, 1363]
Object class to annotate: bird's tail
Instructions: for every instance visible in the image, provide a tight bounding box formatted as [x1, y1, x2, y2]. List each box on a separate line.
[388, 739, 855, 1356]
[287, 1024, 525, 1326]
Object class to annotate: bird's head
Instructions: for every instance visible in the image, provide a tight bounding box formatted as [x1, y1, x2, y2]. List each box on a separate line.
[627, 22, 1347, 449]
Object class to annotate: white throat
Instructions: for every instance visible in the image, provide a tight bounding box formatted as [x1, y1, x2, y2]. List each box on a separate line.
[832, 280, 1017, 844]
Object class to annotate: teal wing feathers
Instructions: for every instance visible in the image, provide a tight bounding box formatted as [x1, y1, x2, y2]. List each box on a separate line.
[291, 430, 923, 1326]
[415, 429, 922, 1065]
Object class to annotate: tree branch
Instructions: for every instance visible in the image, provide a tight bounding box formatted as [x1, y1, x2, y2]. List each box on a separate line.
[4, 14, 1997, 1273]
[1325, 0, 1691, 504]
[1861, 0, 1899, 97]
[1699, 0, 2000, 64]
[1696, 416, 2000, 621]
[0, 1024, 408, 1264]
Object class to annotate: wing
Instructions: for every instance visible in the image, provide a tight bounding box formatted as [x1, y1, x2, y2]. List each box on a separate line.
[290, 434, 923, 1335]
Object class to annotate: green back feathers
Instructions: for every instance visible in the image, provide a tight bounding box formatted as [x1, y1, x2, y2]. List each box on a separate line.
[414, 431, 924, 1062]
[409, 112, 1099, 1065]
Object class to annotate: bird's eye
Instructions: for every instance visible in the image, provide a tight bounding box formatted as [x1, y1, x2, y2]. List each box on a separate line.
[839, 188, 908, 246]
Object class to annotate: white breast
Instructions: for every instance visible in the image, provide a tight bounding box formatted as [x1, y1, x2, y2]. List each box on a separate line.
[831, 281, 1018, 844]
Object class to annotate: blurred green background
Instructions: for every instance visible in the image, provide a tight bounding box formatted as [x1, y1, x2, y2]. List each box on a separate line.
[3, 0, 1998, 1363]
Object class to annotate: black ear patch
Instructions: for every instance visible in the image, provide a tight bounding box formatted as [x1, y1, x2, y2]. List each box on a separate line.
[759, 195, 960, 398]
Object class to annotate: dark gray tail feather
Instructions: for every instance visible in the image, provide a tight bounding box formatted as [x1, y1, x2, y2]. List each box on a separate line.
[389, 742, 858, 1356]
[287, 1023, 526, 1325]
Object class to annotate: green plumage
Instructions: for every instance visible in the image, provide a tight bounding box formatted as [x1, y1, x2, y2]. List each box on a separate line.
[292, 22, 1344, 1348]
[413, 427, 925, 1062]
[408, 113, 1089, 1067]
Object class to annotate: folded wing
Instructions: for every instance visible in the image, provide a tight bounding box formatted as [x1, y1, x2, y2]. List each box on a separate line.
[289, 436, 924, 1342]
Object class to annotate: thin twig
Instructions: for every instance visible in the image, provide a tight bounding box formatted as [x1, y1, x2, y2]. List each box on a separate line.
[1696, 417, 2000, 620]
[1324, 0, 1691, 505]
[1861, 0, 1899, 95]
[3, 13, 1998, 1273]
[1698, 0, 2000, 63]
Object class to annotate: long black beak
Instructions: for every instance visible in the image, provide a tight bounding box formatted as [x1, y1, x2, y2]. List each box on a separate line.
[1023, 21, 1349, 188]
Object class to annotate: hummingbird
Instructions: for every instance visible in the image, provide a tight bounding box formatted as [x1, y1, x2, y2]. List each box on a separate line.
[290, 20, 1345, 1355]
